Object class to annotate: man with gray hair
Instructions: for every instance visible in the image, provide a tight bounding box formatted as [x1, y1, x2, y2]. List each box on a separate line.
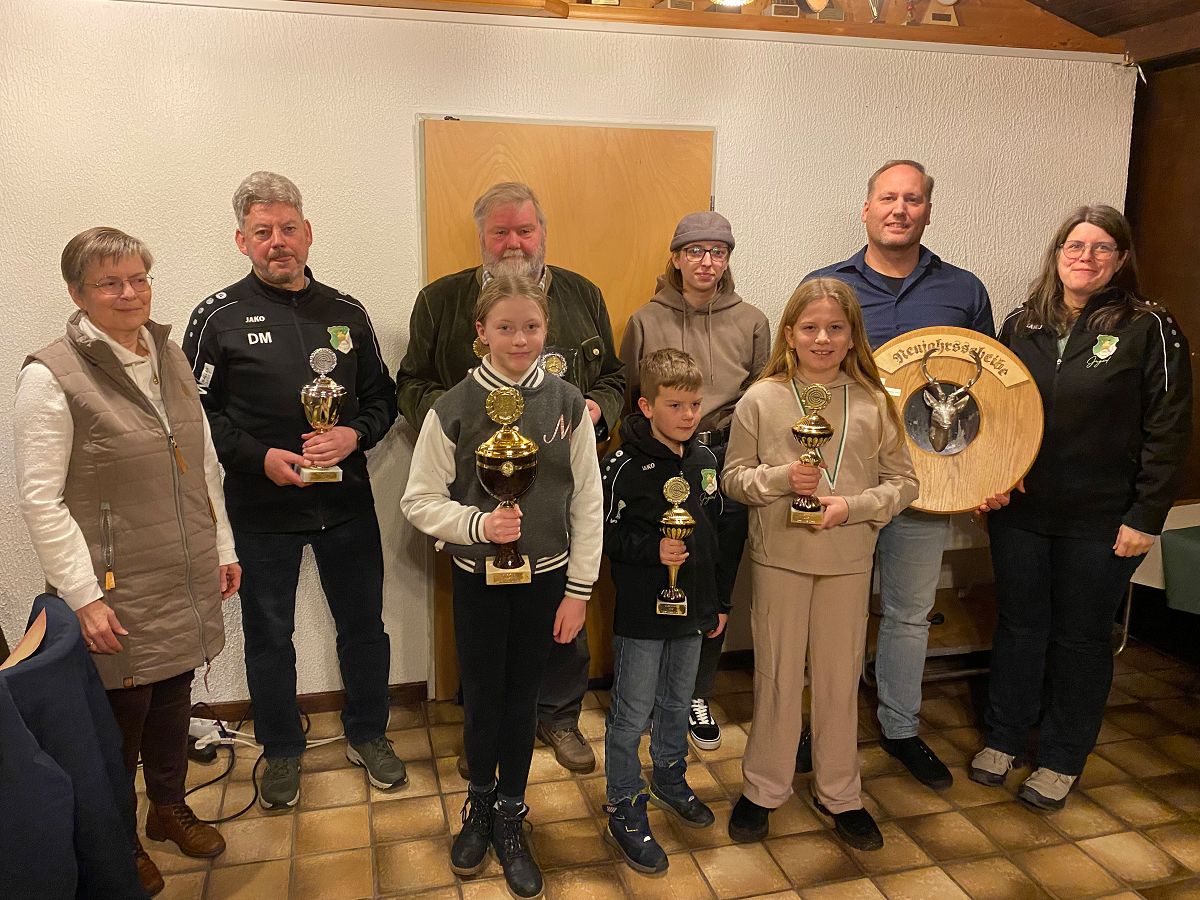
[182, 171, 405, 809]
[397, 181, 624, 775]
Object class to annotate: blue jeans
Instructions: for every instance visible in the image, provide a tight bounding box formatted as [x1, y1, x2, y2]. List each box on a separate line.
[605, 633, 701, 804]
[985, 520, 1142, 774]
[874, 509, 949, 739]
[235, 513, 391, 758]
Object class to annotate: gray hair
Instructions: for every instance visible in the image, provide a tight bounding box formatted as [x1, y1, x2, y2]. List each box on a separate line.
[61, 227, 153, 290]
[233, 171, 304, 228]
[867, 160, 935, 201]
[472, 182, 547, 236]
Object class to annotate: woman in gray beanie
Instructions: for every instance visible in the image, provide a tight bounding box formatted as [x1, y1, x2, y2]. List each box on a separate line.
[619, 211, 770, 750]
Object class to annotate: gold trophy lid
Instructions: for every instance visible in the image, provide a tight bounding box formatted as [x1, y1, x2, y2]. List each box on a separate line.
[660, 476, 696, 528]
[477, 387, 538, 461]
[310, 347, 338, 376]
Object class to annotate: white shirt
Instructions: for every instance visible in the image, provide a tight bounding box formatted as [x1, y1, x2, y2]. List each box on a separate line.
[14, 316, 237, 610]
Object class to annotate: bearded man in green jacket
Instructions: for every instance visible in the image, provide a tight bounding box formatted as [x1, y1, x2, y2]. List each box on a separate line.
[396, 181, 624, 775]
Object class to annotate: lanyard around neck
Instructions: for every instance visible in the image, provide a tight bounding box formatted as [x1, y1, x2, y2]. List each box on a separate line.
[790, 379, 848, 491]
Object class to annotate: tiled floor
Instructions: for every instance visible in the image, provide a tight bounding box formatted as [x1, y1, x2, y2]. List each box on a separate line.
[145, 639, 1200, 899]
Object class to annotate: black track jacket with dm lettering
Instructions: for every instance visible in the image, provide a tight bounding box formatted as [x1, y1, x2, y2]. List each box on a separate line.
[180, 268, 397, 534]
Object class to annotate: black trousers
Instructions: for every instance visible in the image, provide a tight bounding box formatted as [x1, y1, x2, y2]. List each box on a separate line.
[235, 513, 391, 758]
[454, 566, 564, 798]
[985, 519, 1142, 775]
[106, 669, 194, 806]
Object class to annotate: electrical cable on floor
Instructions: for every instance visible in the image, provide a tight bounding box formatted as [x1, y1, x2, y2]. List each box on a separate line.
[178, 702, 346, 824]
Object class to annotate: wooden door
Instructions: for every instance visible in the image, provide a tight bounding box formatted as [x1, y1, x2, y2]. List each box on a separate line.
[421, 117, 715, 698]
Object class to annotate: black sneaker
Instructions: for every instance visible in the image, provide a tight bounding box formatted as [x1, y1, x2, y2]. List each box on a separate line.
[688, 698, 722, 750]
[811, 795, 884, 851]
[728, 794, 771, 843]
[450, 786, 495, 875]
[259, 756, 300, 809]
[795, 727, 813, 774]
[649, 767, 715, 829]
[879, 735, 953, 790]
[604, 793, 668, 875]
[491, 801, 543, 899]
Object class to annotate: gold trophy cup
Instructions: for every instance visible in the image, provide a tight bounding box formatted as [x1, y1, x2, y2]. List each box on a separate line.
[299, 348, 347, 483]
[476, 387, 539, 585]
[789, 383, 834, 526]
[657, 476, 696, 616]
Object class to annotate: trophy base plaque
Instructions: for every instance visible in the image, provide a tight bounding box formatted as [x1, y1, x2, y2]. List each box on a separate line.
[299, 464, 343, 483]
[486, 556, 531, 585]
[657, 588, 688, 617]
[789, 507, 824, 527]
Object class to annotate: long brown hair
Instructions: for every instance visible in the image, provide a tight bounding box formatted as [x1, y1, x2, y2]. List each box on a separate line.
[1018, 205, 1150, 336]
[759, 277, 904, 442]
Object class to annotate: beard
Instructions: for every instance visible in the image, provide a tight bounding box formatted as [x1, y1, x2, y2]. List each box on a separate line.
[484, 245, 545, 281]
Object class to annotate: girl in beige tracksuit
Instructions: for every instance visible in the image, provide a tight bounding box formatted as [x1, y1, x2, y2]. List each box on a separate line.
[722, 277, 918, 849]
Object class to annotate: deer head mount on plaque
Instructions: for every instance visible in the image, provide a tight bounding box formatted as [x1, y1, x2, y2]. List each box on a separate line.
[920, 347, 983, 453]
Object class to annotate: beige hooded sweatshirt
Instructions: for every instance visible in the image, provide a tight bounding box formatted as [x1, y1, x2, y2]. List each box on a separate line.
[621, 275, 770, 435]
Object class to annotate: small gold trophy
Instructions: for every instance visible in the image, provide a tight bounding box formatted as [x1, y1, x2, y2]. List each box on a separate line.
[657, 476, 696, 616]
[299, 348, 347, 483]
[789, 383, 834, 526]
[475, 387, 539, 585]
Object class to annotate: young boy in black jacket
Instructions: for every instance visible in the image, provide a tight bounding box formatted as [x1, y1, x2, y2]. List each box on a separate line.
[600, 349, 726, 875]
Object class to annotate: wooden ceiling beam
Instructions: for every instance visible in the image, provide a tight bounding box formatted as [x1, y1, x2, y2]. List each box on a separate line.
[1117, 11, 1200, 64]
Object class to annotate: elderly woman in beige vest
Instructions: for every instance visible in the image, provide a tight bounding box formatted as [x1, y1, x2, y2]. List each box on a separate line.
[14, 227, 241, 896]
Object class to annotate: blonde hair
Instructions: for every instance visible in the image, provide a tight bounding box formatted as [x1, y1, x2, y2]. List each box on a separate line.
[640, 348, 702, 403]
[760, 277, 904, 441]
[61, 227, 153, 290]
[867, 159, 935, 201]
[233, 171, 304, 229]
[473, 273, 550, 327]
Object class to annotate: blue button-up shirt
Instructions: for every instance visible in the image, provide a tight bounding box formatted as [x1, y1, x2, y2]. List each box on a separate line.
[805, 246, 995, 349]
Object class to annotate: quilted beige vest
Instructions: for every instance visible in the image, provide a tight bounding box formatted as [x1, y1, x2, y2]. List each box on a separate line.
[26, 312, 224, 689]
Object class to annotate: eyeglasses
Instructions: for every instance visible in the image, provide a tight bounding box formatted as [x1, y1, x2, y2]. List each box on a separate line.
[681, 245, 729, 262]
[87, 275, 154, 296]
[1059, 241, 1119, 261]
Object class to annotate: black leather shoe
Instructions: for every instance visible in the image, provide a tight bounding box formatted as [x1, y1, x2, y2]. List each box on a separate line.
[728, 794, 771, 843]
[811, 795, 884, 851]
[492, 801, 543, 899]
[879, 735, 953, 790]
[450, 787, 494, 875]
[795, 727, 813, 774]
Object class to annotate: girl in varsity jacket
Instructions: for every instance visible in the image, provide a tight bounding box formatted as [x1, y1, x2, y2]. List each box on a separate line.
[400, 272, 602, 900]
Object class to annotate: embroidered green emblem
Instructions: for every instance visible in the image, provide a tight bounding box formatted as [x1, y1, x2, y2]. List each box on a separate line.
[701, 468, 717, 495]
[328, 325, 352, 353]
[1092, 334, 1118, 360]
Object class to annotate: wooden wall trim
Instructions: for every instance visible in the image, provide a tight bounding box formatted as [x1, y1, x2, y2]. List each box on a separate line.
[199, 681, 429, 723]
[284, 0, 1125, 55]
[1116, 11, 1200, 64]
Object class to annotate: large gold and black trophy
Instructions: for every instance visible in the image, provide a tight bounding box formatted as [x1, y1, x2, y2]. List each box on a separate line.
[299, 348, 347, 483]
[657, 476, 696, 616]
[475, 387, 539, 585]
[789, 383, 834, 526]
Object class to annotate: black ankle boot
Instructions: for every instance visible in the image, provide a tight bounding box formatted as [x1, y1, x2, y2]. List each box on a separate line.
[450, 786, 495, 875]
[728, 794, 771, 843]
[492, 801, 543, 899]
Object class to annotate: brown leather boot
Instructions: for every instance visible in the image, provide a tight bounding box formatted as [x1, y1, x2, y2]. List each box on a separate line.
[134, 837, 165, 897]
[145, 801, 226, 858]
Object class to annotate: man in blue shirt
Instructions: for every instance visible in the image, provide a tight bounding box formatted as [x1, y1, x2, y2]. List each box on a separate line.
[803, 160, 994, 790]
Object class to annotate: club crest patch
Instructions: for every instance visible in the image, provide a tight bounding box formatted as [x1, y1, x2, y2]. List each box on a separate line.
[1087, 334, 1119, 368]
[328, 325, 352, 353]
[701, 468, 718, 495]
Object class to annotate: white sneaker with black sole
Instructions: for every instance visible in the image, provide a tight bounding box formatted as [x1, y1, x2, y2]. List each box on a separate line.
[687, 698, 721, 750]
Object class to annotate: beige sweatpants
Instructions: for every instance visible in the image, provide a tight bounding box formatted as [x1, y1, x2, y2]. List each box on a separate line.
[741, 561, 871, 813]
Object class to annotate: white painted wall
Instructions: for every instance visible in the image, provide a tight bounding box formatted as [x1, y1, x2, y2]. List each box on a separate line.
[0, 0, 1135, 701]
